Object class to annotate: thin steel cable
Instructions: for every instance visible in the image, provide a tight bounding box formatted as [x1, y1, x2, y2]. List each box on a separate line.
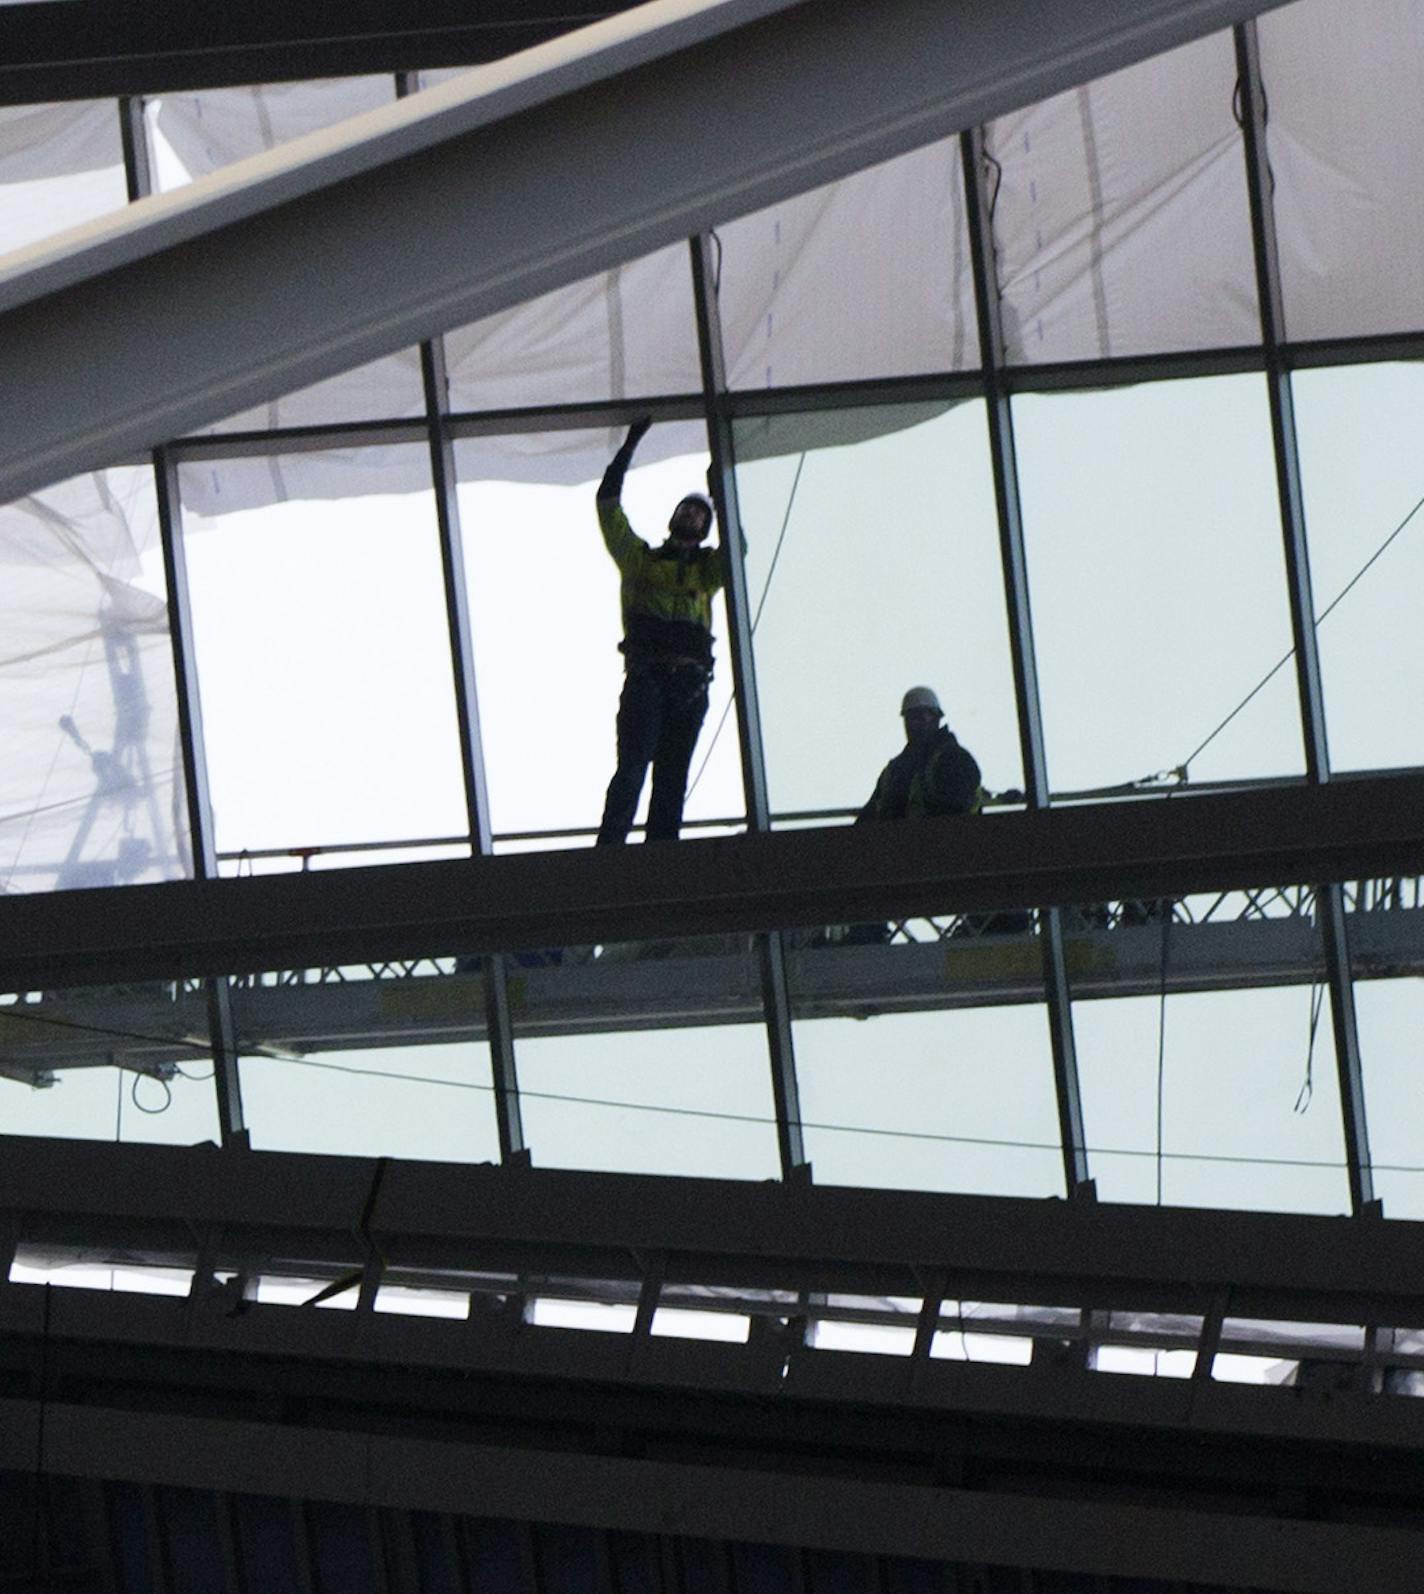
[1179, 488, 1424, 774]
[0, 1001, 1373, 1169]
[685, 450, 807, 800]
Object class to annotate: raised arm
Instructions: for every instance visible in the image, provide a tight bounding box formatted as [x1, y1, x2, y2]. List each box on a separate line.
[598, 417, 652, 504]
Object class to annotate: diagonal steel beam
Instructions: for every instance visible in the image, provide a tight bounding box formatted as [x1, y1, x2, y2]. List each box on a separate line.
[0, 0, 1290, 504]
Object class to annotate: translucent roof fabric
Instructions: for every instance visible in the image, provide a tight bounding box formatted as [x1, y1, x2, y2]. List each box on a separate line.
[1259, 0, 1424, 341]
[985, 27, 1259, 363]
[0, 101, 127, 257]
[0, 472, 189, 894]
[717, 139, 980, 387]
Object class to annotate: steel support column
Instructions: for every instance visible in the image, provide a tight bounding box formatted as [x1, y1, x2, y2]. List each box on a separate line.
[399, 71, 523, 1161]
[120, 98, 246, 1148]
[690, 234, 805, 1177]
[961, 127, 1087, 1193]
[1234, 22, 1372, 1211]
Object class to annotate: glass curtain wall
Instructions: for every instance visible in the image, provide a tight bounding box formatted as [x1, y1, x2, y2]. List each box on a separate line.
[3, 0, 1424, 1212]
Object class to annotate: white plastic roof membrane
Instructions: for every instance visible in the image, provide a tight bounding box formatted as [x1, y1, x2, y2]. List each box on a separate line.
[987, 27, 1259, 363]
[0, 101, 126, 255]
[0, 471, 189, 894]
[718, 140, 980, 388]
[1259, 0, 1424, 341]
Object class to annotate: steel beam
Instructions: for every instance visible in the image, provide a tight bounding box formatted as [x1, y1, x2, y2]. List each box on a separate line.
[3, 1136, 1423, 1311]
[398, 69, 525, 1162]
[0, 0, 1292, 506]
[120, 97, 248, 1149]
[1, 776, 1422, 990]
[0, 1398, 1420, 1592]
[1234, 21, 1373, 1211]
[690, 232, 805, 1178]
[961, 125, 1087, 1195]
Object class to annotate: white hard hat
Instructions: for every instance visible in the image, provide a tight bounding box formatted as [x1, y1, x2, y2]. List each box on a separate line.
[900, 686, 943, 716]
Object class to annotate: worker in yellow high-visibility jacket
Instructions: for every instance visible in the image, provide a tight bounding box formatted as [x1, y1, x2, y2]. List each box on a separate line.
[594, 418, 724, 845]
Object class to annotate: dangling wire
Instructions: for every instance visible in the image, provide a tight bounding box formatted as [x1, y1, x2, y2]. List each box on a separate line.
[130, 1073, 173, 1115]
[1295, 982, 1324, 1115]
[685, 451, 807, 800]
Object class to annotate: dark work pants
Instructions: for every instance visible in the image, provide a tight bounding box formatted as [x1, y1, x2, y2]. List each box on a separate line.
[597, 663, 710, 845]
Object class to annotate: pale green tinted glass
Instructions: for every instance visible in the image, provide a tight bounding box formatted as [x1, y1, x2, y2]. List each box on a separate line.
[1076, 979, 1349, 1214]
[792, 1003, 1064, 1196]
[1015, 376, 1303, 793]
[734, 403, 1021, 819]
[511, 937, 781, 1178]
[231, 964, 501, 1161]
[787, 901, 1062, 1195]
[0, 983, 219, 1145]
[454, 431, 743, 845]
[1354, 976, 1424, 1220]
[178, 451, 468, 862]
[1294, 362, 1424, 773]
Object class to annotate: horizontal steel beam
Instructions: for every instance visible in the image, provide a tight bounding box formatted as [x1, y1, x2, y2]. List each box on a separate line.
[0, 0, 1289, 503]
[4, 1135, 1423, 1314]
[1, 775, 1422, 990]
[0, 1396, 1419, 1591]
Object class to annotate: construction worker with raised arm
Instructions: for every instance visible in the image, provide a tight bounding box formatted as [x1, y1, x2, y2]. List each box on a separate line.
[594, 417, 724, 845]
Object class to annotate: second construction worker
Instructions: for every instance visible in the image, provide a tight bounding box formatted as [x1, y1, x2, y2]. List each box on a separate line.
[857, 685, 984, 823]
[595, 418, 723, 845]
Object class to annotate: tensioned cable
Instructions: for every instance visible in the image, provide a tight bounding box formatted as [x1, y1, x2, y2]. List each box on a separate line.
[1177, 488, 1424, 775]
[0, 1001, 1386, 1171]
[685, 449, 807, 800]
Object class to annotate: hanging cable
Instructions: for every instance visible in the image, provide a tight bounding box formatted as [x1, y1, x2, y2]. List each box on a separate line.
[685, 450, 807, 800]
[1295, 981, 1324, 1115]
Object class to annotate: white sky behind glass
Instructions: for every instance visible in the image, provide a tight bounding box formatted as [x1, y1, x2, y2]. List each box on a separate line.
[1292, 363, 1424, 773]
[177, 459, 470, 859]
[735, 405, 1022, 817]
[514, 1020, 781, 1180]
[457, 441, 746, 843]
[794, 1005, 1064, 1197]
[1074, 985, 1350, 1214]
[238, 1042, 501, 1162]
[1015, 375, 1305, 793]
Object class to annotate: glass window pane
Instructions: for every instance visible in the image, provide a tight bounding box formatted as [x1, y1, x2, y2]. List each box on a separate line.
[1260, 0, 1424, 341]
[510, 936, 782, 1180]
[733, 403, 1022, 819]
[231, 962, 501, 1161]
[1016, 376, 1303, 792]
[0, 101, 128, 256]
[794, 1009, 1064, 1195]
[0, 468, 192, 893]
[987, 30, 1257, 363]
[455, 429, 745, 845]
[0, 980, 219, 1146]
[1294, 362, 1424, 772]
[1076, 951, 1350, 1213]
[789, 919, 1063, 1196]
[718, 141, 979, 388]
[178, 449, 468, 861]
[445, 244, 701, 413]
